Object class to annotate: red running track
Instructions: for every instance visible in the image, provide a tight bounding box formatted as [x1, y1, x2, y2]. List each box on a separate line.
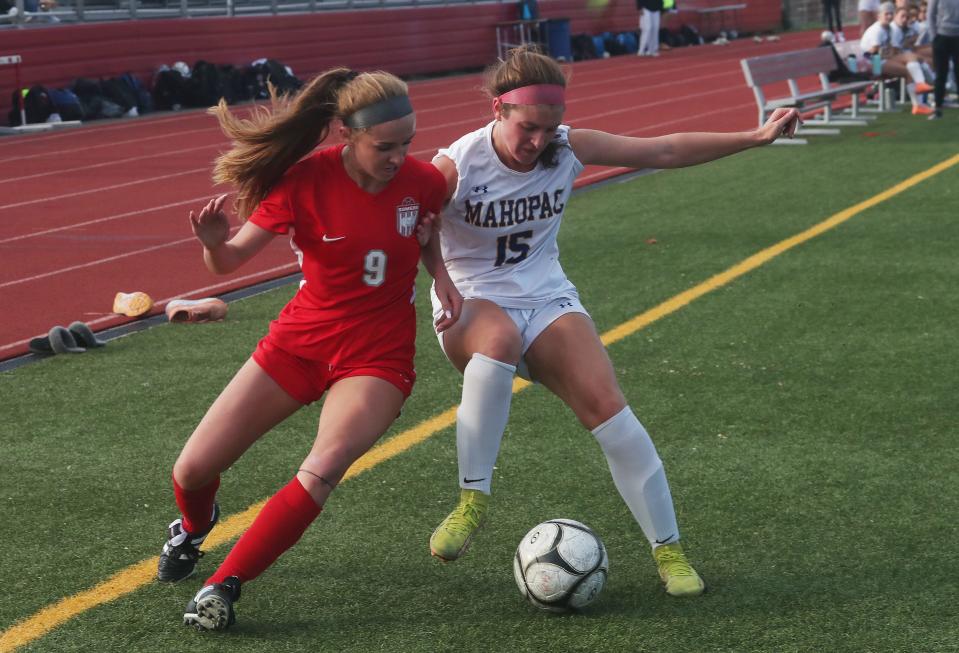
[0, 31, 818, 360]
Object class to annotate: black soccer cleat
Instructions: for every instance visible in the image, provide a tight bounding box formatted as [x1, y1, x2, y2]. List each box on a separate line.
[183, 576, 241, 631]
[157, 503, 220, 582]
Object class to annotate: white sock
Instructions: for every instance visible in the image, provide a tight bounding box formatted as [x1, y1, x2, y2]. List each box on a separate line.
[906, 60, 925, 85]
[592, 406, 680, 548]
[906, 82, 919, 105]
[921, 62, 935, 81]
[456, 353, 516, 495]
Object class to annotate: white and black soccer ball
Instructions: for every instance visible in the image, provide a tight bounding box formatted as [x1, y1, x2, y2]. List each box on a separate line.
[513, 518, 608, 613]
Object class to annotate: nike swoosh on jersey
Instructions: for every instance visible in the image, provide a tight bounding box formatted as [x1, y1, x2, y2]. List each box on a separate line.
[322, 235, 346, 242]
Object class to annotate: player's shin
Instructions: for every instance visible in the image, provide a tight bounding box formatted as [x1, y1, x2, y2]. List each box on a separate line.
[430, 353, 515, 561]
[206, 476, 322, 585]
[592, 406, 705, 596]
[456, 353, 517, 495]
[591, 406, 679, 547]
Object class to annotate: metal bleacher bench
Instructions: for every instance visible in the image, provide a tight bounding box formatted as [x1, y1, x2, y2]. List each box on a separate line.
[688, 3, 747, 38]
[495, 19, 549, 61]
[740, 46, 876, 144]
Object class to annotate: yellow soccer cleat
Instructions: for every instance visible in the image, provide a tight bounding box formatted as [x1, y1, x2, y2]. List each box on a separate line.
[113, 291, 154, 317]
[429, 489, 489, 562]
[654, 542, 706, 597]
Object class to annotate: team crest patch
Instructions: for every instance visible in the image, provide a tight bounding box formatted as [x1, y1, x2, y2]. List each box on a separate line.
[396, 197, 419, 237]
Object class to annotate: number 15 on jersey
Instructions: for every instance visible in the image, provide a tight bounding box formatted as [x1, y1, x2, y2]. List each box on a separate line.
[494, 230, 532, 267]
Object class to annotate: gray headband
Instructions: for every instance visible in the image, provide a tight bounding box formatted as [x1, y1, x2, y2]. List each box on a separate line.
[343, 95, 413, 129]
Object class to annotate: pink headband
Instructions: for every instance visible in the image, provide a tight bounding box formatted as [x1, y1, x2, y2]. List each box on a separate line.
[497, 84, 566, 106]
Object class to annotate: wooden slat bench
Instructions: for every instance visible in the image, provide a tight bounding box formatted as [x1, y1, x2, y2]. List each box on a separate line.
[740, 46, 876, 143]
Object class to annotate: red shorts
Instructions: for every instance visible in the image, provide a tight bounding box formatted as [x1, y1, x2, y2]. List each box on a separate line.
[252, 336, 415, 405]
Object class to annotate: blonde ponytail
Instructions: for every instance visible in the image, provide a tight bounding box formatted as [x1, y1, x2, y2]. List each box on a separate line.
[211, 68, 409, 220]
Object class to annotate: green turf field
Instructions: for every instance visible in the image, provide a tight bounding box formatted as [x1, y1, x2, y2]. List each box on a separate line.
[2, 111, 957, 652]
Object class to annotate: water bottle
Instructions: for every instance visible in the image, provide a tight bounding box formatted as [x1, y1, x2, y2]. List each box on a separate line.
[520, 0, 532, 20]
[871, 53, 883, 77]
[847, 54, 858, 74]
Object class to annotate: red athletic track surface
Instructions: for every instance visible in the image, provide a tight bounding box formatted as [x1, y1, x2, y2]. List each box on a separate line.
[0, 31, 819, 360]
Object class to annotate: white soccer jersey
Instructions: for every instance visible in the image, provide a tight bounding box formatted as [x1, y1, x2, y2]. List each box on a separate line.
[860, 22, 891, 54]
[890, 22, 918, 48]
[434, 121, 583, 308]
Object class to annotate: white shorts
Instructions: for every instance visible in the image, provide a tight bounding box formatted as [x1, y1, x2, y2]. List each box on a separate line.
[431, 291, 590, 381]
[858, 0, 879, 13]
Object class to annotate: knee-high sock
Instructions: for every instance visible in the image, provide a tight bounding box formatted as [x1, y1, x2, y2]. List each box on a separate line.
[206, 477, 322, 585]
[906, 60, 926, 84]
[173, 474, 220, 535]
[592, 406, 680, 548]
[456, 353, 516, 495]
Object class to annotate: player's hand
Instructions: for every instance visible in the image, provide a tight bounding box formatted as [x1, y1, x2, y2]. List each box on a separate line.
[190, 194, 231, 250]
[758, 108, 801, 144]
[432, 276, 463, 333]
[416, 212, 440, 247]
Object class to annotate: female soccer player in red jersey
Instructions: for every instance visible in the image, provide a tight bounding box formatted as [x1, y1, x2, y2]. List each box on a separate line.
[156, 68, 461, 631]
[426, 46, 799, 598]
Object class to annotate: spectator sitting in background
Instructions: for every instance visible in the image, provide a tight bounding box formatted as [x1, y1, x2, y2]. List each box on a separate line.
[893, 4, 921, 45]
[861, 1, 936, 113]
[893, 5, 934, 57]
[914, 1, 933, 44]
[820, 30, 873, 81]
[891, 6, 937, 90]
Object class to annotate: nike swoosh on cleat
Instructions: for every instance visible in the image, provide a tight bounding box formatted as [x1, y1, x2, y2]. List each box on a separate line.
[463, 477, 486, 484]
[322, 235, 346, 242]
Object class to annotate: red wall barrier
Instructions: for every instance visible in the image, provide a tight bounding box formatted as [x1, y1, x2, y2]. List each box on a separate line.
[1, 0, 780, 121]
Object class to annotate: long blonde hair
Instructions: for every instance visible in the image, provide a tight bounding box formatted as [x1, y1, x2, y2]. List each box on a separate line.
[210, 69, 409, 219]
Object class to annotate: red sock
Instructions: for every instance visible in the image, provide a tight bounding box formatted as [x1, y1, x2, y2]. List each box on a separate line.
[173, 474, 220, 535]
[206, 477, 322, 585]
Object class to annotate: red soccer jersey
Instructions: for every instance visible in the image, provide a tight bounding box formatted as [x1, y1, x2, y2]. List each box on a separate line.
[249, 145, 447, 366]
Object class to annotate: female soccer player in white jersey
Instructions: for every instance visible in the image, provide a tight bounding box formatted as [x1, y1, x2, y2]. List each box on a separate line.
[427, 45, 799, 597]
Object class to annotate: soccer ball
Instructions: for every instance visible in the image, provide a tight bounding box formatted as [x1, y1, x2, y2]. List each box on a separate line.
[513, 519, 608, 613]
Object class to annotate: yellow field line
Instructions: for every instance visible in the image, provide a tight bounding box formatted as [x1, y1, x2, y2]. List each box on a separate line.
[3, 152, 957, 652]
[602, 152, 959, 346]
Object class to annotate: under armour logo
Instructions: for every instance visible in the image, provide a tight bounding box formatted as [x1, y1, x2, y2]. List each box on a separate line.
[558, 302, 574, 309]
[472, 185, 488, 194]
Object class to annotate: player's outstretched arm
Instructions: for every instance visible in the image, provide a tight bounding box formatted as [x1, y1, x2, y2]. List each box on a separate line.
[569, 108, 800, 170]
[190, 194, 277, 274]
